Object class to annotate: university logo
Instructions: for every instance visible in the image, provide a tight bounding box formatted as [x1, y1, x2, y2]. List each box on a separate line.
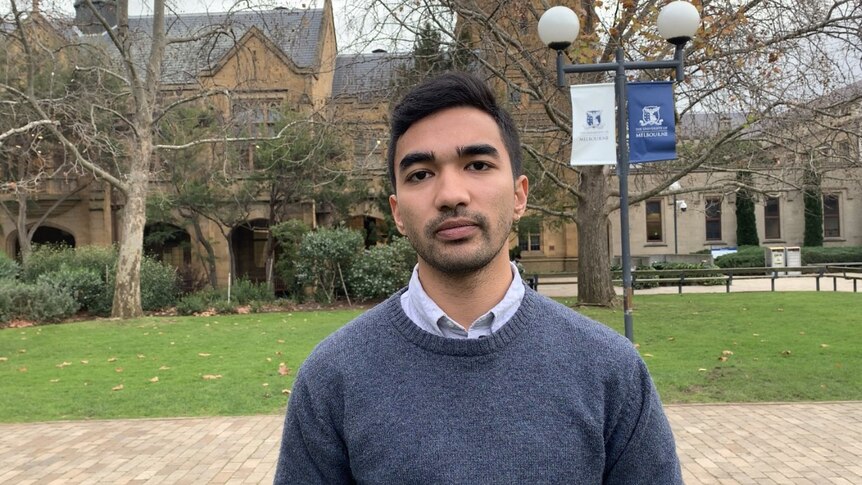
[639, 105, 663, 127]
[585, 110, 603, 129]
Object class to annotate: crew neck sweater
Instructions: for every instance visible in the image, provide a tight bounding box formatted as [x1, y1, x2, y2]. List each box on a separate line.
[274, 287, 682, 484]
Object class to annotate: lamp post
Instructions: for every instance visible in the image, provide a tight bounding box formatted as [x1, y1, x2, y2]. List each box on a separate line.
[670, 181, 684, 255]
[538, 1, 700, 342]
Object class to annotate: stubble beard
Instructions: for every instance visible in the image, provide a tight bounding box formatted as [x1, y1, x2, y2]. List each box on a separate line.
[409, 208, 512, 277]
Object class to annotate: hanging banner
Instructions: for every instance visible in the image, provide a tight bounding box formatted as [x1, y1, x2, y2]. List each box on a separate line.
[627, 81, 677, 163]
[569, 83, 616, 166]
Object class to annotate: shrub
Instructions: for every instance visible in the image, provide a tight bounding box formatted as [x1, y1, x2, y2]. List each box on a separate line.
[37, 267, 105, 312]
[715, 246, 765, 268]
[272, 219, 310, 297]
[802, 246, 862, 265]
[0, 280, 79, 323]
[295, 228, 364, 303]
[229, 277, 274, 305]
[213, 299, 237, 314]
[22, 244, 115, 283]
[0, 252, 19, 281]
[349, 237, 417, 301]
[140, 258, 179, 311]
[176, 293, 208, 316]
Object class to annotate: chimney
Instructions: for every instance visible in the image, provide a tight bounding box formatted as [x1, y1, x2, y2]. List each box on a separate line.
[73, 0, 117, 34]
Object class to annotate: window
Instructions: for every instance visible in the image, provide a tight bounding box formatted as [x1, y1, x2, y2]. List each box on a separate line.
[823, 194, 841, 238]
[519, 232, 541, 252]
[645, 199, 663, 242]
[518, 216, 542, 251]
[764, 197, 781, 239]
[705, 197, 722, 241]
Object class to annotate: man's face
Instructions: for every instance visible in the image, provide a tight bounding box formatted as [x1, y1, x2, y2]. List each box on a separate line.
[389, 106, 528, 276]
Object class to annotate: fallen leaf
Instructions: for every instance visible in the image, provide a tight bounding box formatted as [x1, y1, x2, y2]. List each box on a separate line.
[718, 356, 728, 362]
[50, 379, 60, 383]
[0, 357, 8, 362]
[697, 368, 707, 372]
[752, 333, 760, 336]
[137, 354, 145, 359]
[198, 353, 211, 357]
[112, 384, 124, 391]
[799, 331, 805, 335]
[667, 337, 675, 341]
[633, 343, 640, 349]
[266, 357, 272, 362]
[643, 353, 654, 358]
[820, 344, 829, 348]
[278, 363, 291, 376]
[115, 367, 124, 373]
[277, 339, 285, 344]
[18, 349, 26, 353]
[149, 377, 159, 383]
[80, 360, 89, 365]
[282, 389, 291, 395]
[202, 374, 222, 380]
[781, 350, 792, 356]
[262, 383, 269, 387]
[722, 350, 734, 356]
[158, 365, 171, 370]
[777, 308, 784, 312]
[18, 367, 27, 372]
[108, 357, 117, 362]
[56, 361, 72, 368]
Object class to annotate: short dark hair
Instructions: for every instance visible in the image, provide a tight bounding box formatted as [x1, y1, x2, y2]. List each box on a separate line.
[387, 71, 522, 191]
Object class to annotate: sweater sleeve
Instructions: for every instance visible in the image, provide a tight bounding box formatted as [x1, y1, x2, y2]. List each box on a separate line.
[273, 373, 354, 485]
[602, 358, 683, 484]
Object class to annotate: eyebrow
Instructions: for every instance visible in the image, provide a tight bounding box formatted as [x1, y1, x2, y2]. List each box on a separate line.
[398, 151, 435, 173]
[457, 144, 499, 159]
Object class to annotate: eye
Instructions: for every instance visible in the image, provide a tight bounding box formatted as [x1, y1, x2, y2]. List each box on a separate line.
[467, 161, 492, 171]
[405, 170, 432, 183]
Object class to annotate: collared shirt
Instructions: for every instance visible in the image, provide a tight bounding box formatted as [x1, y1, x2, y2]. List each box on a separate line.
[400, 262, 525, 339]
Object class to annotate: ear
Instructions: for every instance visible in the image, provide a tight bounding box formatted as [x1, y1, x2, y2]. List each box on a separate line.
[513, 175, 529, 221]
[389, 194, 407, 235]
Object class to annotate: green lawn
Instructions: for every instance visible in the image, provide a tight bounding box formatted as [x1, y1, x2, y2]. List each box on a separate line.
[1, 292, 860, 423]
[0, 310, 361, 422]
[567, 292, 861, 403]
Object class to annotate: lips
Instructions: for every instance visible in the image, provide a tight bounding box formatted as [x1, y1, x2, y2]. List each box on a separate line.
[434, 218, 479, 241]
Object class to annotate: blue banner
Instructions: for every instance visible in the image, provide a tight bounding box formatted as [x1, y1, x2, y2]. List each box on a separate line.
[627, 82, 677, 163]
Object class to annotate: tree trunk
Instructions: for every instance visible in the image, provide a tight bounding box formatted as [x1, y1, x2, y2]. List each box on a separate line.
[111, 166, 148, 318]
[15, 191, 32, 262]
[190, 217, 218, 289]
[575, 166, 616, 306]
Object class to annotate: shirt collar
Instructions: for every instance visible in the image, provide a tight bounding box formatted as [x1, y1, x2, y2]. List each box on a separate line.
[400, 262, 525, 339]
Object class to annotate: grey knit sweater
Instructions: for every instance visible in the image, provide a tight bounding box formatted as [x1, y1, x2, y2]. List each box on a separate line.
[273, 288, 682, 484]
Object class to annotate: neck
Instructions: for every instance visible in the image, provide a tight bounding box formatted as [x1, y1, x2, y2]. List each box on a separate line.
[417, 253, 513, 328]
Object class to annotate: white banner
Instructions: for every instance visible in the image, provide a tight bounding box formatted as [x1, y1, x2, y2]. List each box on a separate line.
[570, 83, 617, 166]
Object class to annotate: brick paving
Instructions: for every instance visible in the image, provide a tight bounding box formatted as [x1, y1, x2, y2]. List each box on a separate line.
[1, 402, 860, 484]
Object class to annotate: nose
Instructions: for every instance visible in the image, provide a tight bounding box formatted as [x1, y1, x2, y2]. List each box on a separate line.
[432, 167, 471, 211]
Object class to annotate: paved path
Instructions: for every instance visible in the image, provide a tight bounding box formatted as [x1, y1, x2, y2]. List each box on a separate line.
[1, 401, 860, 484]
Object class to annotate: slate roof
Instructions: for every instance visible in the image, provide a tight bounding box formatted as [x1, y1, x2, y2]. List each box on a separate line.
[81, 7, 325, 85]
[332, 52, 411, 97]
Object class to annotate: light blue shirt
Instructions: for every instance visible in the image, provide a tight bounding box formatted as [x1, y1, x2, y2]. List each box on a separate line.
[400, 262, 525, 339]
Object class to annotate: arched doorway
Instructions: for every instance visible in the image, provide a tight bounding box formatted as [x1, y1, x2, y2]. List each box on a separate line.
[144, 222, 191, 267]
[12, 225, 76, 257]
[231, 219, 270, 283]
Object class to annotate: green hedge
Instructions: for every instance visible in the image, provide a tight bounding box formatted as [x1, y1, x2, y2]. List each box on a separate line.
[715, 245, 862, 268]
[802, 246, 862, 265]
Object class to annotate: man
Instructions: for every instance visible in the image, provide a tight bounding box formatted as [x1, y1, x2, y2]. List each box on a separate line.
[274, 72, 682, 484]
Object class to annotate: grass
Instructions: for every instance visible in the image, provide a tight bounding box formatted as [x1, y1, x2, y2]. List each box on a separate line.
[0, 309, 361, 423]
[565, 292, 862, 404]
[1, 292, 859, 423]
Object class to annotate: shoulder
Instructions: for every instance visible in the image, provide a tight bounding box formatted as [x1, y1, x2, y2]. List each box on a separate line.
[298, 292, 404, 380]
[522, 289, 642, 368]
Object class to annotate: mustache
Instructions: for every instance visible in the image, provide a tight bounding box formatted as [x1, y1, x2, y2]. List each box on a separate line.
[424, 208, 488, 238]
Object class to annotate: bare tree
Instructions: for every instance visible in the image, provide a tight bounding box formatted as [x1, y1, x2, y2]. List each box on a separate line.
[339, 0, 862, 306]
[1, 0, 325, 317]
